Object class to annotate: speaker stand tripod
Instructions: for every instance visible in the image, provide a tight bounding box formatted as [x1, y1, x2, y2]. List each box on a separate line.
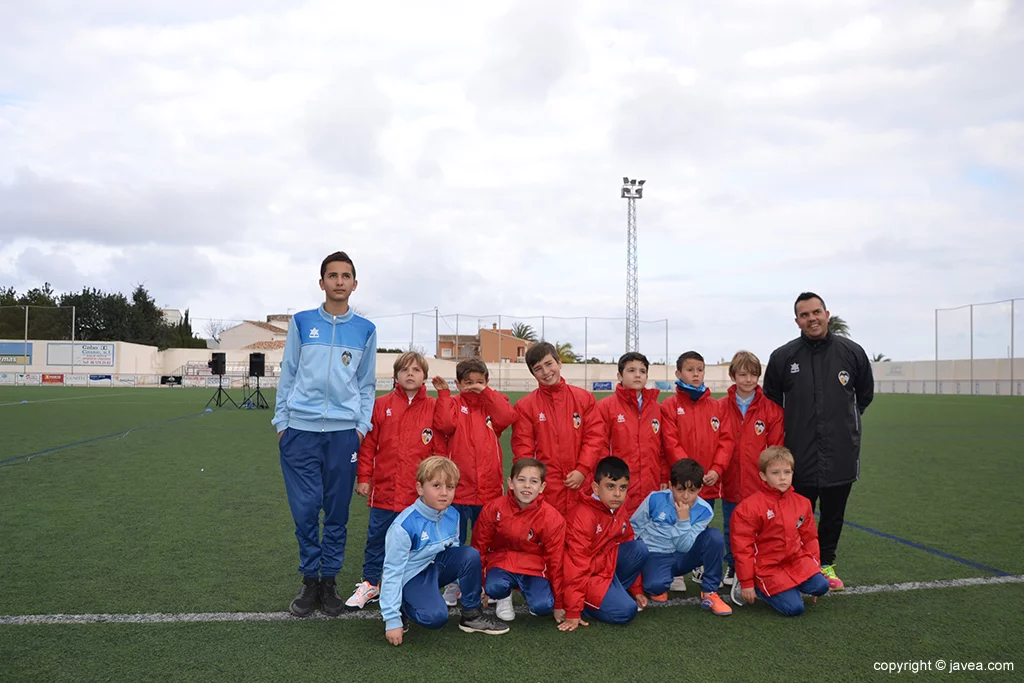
[240, 376, 269, 410]
[206, 375, 238, 409]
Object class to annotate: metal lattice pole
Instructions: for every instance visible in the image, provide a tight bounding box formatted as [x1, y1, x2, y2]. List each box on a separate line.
[622, 177, 644, 353]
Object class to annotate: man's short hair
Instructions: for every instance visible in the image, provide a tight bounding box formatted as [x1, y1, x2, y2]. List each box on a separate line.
[759, 446, 795, 472]
[676, 351, 705, 372]
[511, 457, 547, 482]
[794, 291, 825, 315]
[417, 456, 460, 487]
[393, 351, 428, 378]
[525, 342, 559, 371]
[321, 251, 356, 280]
[456, 357, 489, 382]
[670, 458, 705, 489]
[728, 350, 762, 379]
[617, 352, 649, 375]
[594, 456, 629, 482]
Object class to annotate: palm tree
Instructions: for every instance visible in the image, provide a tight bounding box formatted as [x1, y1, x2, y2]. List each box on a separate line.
[871, 353, 890, 362]
[555, 341, 580, 364]
[828, 315, 851, 338]
[511, 321, 538, 342]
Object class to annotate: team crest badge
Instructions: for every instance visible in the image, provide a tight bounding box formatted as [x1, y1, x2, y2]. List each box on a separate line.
[573, 412, 581, 429]
[617, 414, 626, 423]
[528, 529, 534, 541]
[341, 350, 353, 366]
[710, 416, 720, 432]
[651, 418, 660, 434]
[796, 515, 805, 528]
[421, 428, 433, 445]
[754, 420, 765, 436]
[838, 370, 850, 386]
[496, 511, 501, 522]
[621, 522, 627, 533]
[485, 415, 493, 430]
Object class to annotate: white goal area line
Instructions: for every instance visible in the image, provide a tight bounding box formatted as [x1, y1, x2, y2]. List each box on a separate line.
[1, 574, 1022, 626]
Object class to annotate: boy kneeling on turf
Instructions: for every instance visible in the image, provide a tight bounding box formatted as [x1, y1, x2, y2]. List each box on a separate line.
[560, 456, 650, 630]
[631, 458, 733, 616]
[380, 456, 509, 645]
[729, 446, 830, 616]
[472, 458, 566, 622]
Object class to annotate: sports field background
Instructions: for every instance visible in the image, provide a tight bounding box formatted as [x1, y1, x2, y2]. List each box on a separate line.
[1, 387, 1023, 682]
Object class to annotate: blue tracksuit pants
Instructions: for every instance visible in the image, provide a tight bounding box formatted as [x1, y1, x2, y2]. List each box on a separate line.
[279, 428, 360, 578]
[402, 546, 483, 628]
[583, 540, 649, 625]
[484, 568, 556, 616]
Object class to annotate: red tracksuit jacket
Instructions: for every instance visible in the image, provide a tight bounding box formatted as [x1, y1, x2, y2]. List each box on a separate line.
[660, 386, 735, 500]
[562, 493, 642, 620]
[594, 385, 669, 517]
[356, 385, 446, 511]
[511, 379, 604, 517]
[729, 481, 821, 596]
[434, 387, 515, 506]
[718, 385, 784, 504]
[471, 490, 566, 609]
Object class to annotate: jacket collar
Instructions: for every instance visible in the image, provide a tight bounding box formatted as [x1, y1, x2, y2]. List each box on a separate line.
[727, 384, 763, 407]
[675, 384, 710, 403]
[614, 383, 659, 409]
[800, 331, 832, 351]
[393, 384, 427, 404]
[318, 304, 354, 324]
[413, 497, 447, 521]
[758, 480, 790, 499]
[505, 488, 542, 513]
[538, 377, 568, 396]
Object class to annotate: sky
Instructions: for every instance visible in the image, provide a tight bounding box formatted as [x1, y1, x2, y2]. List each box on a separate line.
[1, 0, 1022, 364]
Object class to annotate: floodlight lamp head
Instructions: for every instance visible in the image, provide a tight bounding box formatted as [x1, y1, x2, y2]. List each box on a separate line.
[623, 176, 630, 184]
[638, 179, 645, 186]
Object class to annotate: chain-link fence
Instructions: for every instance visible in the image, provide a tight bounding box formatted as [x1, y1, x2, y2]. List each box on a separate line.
[934, 298, 1022, 395]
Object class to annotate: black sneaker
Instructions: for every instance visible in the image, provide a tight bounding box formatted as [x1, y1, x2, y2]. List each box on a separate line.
[458, 607, 510, 635]
[319, 577, 344, 617]
[722, 565, 736, 587]
[402, 615, 410, 633]
[290, 577, 319, 617]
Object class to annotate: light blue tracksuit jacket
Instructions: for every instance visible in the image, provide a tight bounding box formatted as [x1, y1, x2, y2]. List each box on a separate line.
[630, 490, 713, 555]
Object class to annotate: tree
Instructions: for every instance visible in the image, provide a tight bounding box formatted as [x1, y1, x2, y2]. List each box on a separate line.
[163, 309, 207, 349]
[871, 353, 890, 362]
[828, 315, 851, 338]
[511, 321, 538, 342]
[555, 341, 580, 364]
[203, 318, 230, 343]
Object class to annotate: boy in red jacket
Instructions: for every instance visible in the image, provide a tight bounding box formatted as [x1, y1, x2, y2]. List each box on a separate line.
[472, 458, 565, 622]
[433, 358, 516, 605]
[559, 456, 650, 631]
[512, 342, 604, 518]
[347, 351, 446, 609]
[729, 446, 830, 615]
[594, 352, 668, 518]
[661, 350, 734, 590]
[717, 350, 784, 589]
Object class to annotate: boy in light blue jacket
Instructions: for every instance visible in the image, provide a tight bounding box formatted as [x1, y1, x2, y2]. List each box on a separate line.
[273, 251, 377, 617]
[380, 457, 509, 645]
[631, 458, 732, 616]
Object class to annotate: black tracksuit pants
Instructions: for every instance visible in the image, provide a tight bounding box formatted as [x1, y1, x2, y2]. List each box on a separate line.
[792, 482, 853, 566]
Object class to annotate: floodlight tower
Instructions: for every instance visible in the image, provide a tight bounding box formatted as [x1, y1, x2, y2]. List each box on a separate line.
[621, 177, 645, 353]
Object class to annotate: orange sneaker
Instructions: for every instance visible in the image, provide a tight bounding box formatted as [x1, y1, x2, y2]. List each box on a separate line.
[648, 593, 668, 603]
[700, 591, 733, 616]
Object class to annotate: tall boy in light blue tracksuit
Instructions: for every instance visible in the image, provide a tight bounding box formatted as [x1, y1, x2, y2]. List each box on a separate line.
[273, 251, 377, 617]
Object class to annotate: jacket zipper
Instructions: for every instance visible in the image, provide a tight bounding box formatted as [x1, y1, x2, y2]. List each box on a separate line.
[323, 314, 337, 431]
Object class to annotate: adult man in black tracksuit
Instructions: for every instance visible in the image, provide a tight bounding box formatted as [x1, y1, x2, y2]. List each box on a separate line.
[763, 292, 873, 591]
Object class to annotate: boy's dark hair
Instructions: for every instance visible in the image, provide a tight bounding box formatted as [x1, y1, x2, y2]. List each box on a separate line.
[456, 357, 489, 382]
[594, 456, 629, 483]
[670, 458, 705, 489]
[511, 457, 547, 481]
[321, 251, 356, 280]
[675, 351, 705, 372]
[525, 342, 559, 371]
[794, 291, 825, 315]
[617, 351, 649, 375]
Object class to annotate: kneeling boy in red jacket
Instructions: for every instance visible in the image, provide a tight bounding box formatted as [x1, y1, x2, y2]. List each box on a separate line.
[559, 456, 649, 631]
[472, 458, 566, 623]
[729, 446, 830, 615]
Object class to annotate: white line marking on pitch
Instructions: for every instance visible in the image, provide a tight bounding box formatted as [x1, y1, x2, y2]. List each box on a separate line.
[0, 392, 139, 407]
[1, 574, 1021, 626]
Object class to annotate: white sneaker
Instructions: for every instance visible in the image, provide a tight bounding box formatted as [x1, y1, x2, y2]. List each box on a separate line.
[669, 576, 687, 592]
[344, 581, 380, 609]
[691, 566, 704, 583]
[495, 596, 515, 621]
[730, 580, 745, 606]
[442, 583, 462, 607]
[722, 565, 736, 587]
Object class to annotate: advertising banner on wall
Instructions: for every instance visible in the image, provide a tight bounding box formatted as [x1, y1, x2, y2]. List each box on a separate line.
[0, 342, 32, 365]
[206, 376, 224, 388]
[18, 373, 41, 386]
[90, 374, 113, 386]
[46, 342, 116, 367]
[0, 372, 16, 385]
[113, 375, 136, 387]
[41, 373, 64, 385]
[160, 375, 183, 386]
[64, 374, 89, 386]
[592, 381, 613, 391]
[183, 377, 206, 388]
